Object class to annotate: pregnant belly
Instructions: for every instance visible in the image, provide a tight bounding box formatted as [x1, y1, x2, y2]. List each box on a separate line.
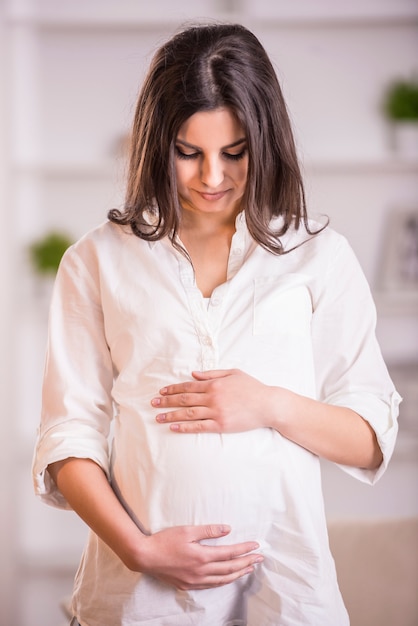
[111, 414, 291, 539]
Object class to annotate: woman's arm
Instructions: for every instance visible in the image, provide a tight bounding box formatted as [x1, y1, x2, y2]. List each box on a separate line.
[151, 369, 382, 470]
[266, 382, 383, 469]
[47, 456, 263, 590]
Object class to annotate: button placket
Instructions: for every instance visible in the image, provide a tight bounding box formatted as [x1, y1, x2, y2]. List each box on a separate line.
[177, 254, 219, 370]
[227, 227, 246, 279]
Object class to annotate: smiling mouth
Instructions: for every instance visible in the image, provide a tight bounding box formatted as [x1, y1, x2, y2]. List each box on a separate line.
[197, 190, 229, 201]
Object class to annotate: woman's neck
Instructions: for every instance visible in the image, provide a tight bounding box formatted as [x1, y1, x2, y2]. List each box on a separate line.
[179, 205, 239, 239]
[179, 212, 239, 298]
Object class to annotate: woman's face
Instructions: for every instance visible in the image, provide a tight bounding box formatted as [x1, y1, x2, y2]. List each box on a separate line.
[175, 108, 248, 221]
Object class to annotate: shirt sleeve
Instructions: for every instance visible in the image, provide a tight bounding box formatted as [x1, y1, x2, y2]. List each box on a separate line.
[311, 233, 401, 485]
[32, 243, 114, 509]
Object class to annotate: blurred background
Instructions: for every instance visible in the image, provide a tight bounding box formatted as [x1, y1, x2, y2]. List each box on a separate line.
[0, 0, 417, 625]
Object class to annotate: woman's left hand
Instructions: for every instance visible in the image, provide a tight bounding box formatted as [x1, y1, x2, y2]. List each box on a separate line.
[151, 369, 274, 433]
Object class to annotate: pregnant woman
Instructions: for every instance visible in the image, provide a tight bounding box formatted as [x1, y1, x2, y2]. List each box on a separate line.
[33, 23, 400, 626]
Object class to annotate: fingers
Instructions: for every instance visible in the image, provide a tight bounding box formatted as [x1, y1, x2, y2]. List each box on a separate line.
[158, 380, 205, 398]
[200, 523, 231, 539]
[151, 383, 207, 420]
[210, 541, 262, 562]
[151, 372, 232, 411]
[151, 400, 219, 433]
[204, 551, 264, 578]
[146, 524, 263, 591]
[151, 384, 210, 429]
[186, 536, 264, 590]
[154, 407, 206, 423]
[178, 558, 261, 590]
[192, 369, 236, 380]
[160, 558, 261, 591]
[179, 527, 263, 590]
[169, 419, 218, 433]
[150, 369, 243, 432]
[153, 369, 238, 400]
[153, 391, 204, 410]
[187, 524, 261, 559]
[155, 412, 217, 433]
[191, 525, 261, 560]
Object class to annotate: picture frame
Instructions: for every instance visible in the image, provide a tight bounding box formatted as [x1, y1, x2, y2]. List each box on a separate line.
[379, 207, 418, 293]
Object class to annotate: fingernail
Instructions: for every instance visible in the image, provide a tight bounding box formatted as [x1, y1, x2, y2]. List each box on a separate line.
[160, 387, 168, 395]
[156, 414, 166, 422]
[151, 398, 160, 406]
[170, 424, 180, 431]
[254, 556, 264, 563]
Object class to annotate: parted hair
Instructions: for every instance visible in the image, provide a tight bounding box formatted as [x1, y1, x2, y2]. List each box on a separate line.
[108, 23, 322, 253]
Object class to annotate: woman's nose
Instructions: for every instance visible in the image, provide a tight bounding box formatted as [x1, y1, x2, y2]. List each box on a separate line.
[200, 157, 224, 188]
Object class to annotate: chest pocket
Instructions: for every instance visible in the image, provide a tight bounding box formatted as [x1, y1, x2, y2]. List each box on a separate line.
[253, 274, 312, 338]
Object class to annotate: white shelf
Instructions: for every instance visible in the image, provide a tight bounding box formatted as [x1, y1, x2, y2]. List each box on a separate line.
[6, 6, 418, 30]
[18, 550, 80, 574]
[13, 160, 124, 179]
[391, 433, 418, 463]
[374, 290, 418, 316]
[303, 156, 418, 175]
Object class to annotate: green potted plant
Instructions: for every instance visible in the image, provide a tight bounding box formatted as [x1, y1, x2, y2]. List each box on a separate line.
[383, 77, 418, 157]
[28, 231, 73, 305]
[29, 231, 73, 276]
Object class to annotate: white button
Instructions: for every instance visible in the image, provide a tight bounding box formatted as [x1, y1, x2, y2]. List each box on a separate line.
[202, 336, 212, 346]
[233, 247, 242, 255]
[211, 297, 221, 306]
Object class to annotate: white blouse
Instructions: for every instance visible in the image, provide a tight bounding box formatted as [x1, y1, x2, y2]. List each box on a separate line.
[33, 213, 400, 626]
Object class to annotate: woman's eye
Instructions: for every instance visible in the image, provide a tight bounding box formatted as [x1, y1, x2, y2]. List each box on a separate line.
[175, 147, 199, 160]
[223, 149, 247, 161]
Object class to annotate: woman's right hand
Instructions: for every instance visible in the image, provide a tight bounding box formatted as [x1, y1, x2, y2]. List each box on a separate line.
[134, 524, 263, 590]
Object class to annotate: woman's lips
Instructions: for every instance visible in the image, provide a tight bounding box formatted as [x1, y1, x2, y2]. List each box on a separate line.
[197, 190, 228, 201]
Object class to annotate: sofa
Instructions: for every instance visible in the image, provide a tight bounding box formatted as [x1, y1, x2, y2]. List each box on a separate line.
[327, 517, 418, 626]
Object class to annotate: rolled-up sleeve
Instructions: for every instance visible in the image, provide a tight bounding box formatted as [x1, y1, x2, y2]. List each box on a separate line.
[32, 243, 114, 509]
[311, 234, 401, 484]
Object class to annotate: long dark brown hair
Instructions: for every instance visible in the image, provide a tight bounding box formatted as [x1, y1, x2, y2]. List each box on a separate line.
[108, 23, 324, 254]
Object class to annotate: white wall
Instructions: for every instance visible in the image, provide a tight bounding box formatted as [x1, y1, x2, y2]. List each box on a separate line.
[0, 5, 20, 625]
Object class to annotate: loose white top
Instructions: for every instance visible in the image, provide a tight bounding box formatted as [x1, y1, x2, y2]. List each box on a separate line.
[33, 213, 400, 626]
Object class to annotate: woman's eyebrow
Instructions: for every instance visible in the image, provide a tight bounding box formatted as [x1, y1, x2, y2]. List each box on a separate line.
[176, 137, 247, 150]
